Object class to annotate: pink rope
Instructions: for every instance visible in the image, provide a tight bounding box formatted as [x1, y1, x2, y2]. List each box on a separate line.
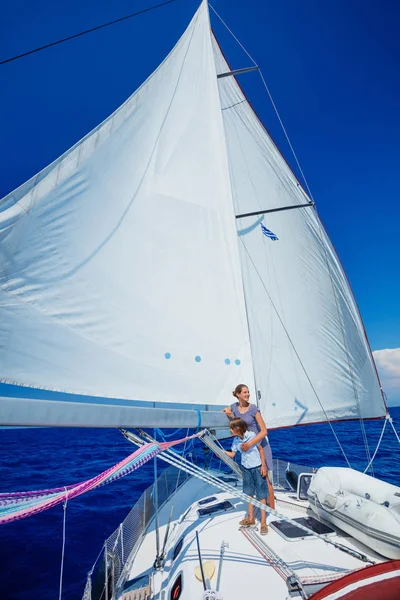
[0, 433, 198, 524]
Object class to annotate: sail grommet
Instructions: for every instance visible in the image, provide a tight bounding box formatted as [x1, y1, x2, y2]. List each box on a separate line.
[164, 352, 171, 359]
[195, 356, 202, 363]
[235, 359, 241, 366]
[224, 358, 231, 365]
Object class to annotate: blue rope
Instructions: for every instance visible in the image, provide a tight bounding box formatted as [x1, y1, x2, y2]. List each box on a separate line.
[155, 428, 191, 454]
[155, 409, 201, 454]
[155, 408, 202, 441]
[194, 408, 201, 433]
[155, 427, 185, 440]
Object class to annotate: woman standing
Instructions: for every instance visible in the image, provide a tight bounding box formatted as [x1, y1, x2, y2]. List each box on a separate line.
[223, 384, 275, 510]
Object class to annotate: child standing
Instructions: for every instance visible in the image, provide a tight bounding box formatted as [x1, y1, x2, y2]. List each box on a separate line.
[225, 418, 269, 535]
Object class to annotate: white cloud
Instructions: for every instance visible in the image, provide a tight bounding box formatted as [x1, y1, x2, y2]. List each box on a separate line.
[373, 348, 400, 406]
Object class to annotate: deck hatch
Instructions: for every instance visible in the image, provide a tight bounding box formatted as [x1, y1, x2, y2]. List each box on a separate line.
[198, 496, 217, 506]
[271, 516, 334, 540]
[197, 500, 234, 517]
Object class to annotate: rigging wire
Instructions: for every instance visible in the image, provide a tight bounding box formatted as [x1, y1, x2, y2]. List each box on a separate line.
[58, 487, 68, 600]
[209, 3, 315, 202]
[153, 430, 161, 564]
[171, 427, 191, 492]
[159, 425, 190, 561]
[383, 392, 400, 446]
[0, 0, 177, 66]
[363, 415, 388, 474]
[164, 426, 191, 537]
[388, 414, 400, 445]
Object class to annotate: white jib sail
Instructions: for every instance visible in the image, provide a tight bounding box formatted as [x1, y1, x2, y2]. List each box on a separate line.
[213, 36, 386, 427]
[0, 2, 255, 422]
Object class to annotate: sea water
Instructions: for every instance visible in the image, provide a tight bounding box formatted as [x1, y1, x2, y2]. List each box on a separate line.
[1, 407, 399, 600]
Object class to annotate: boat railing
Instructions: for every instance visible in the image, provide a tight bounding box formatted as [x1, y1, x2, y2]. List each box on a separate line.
[272, 458, 314, 490]
[82, 456, 313, 599]
[82, 465, 190, 600]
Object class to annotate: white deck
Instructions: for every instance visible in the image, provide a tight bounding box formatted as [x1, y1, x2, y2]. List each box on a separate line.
[121, 473, 385, 599]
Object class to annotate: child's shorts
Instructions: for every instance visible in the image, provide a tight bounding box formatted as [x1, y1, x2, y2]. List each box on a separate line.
[242, 465, 269, 500]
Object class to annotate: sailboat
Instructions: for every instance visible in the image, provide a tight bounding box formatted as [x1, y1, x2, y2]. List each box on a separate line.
[1, 1, 399, 598]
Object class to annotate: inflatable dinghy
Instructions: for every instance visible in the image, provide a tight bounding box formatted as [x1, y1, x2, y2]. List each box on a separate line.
[308, 467, 400, 559]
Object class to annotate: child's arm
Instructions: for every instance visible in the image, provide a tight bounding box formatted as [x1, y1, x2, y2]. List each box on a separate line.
[258, 446, 267, 477]
[225, 450, 236, 459]
[240, 411, 267, 452]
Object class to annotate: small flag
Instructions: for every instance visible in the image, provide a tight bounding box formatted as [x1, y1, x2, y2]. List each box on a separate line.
[260, 223, 279, 241]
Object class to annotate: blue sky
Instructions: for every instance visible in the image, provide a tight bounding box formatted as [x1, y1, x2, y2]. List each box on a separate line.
[0, 0, 399, 405]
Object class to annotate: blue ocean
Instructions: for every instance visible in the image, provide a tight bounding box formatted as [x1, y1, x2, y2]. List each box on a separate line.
[1, 408, 399, 600]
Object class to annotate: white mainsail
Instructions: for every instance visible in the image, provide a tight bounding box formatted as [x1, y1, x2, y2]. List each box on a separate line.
[212, 36, 386, 427]
[0, 2, 254, 424]
[0, 1, 385, 428]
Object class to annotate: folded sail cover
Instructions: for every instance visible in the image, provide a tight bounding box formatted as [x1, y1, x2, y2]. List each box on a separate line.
[0, 1, 385, 427]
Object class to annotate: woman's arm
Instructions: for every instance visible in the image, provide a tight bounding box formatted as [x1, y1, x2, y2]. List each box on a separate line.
[222, 407, 233, 418]
[258, 446, 267, 477]
[240, 411, 268, 452]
